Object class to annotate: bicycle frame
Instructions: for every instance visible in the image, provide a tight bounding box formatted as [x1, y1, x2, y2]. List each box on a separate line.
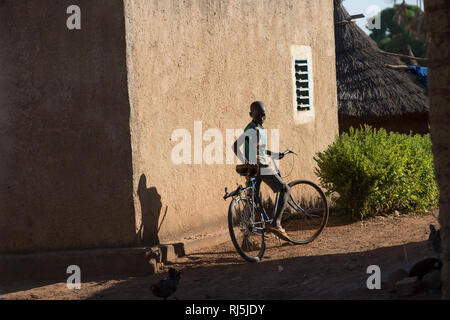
[246, 176, 275, 222]
[226, 152, 308, 232]
[271, 159, 306, 216]
[244, 172, 306, 231]
[226, 151, 329, 260]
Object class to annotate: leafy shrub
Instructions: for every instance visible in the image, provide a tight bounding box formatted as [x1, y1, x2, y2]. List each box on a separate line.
[314, 125, 439, 219]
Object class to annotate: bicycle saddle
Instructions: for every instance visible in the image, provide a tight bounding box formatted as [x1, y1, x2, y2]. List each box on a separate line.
[235, 164, 258, 177]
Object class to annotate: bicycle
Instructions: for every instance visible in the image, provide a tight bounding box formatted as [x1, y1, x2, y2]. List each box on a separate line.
[223, 150, 329, 262]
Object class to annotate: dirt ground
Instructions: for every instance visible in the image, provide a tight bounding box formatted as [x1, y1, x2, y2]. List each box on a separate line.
[0, 212, 442, 300]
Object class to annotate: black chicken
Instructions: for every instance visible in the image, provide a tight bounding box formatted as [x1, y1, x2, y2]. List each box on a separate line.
[409, 257, 442, 279]
[151, 268, 181, 300]
[427, 224, 441, 254]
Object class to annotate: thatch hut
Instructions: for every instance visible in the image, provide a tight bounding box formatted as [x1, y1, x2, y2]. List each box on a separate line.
[334, 0, 429, 134]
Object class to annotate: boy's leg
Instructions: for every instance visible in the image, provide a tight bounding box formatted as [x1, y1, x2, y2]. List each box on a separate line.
[254, 176, 262, 200]
[260, 172, 290, 228]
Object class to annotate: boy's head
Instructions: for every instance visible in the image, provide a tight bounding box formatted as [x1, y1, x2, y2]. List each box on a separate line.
[250, 101, 266, 125]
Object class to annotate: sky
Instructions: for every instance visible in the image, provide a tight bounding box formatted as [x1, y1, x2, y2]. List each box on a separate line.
[342, 0, 424, 34]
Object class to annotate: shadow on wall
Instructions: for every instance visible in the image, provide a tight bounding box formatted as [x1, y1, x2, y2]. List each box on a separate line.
[137, 174, 163, 246]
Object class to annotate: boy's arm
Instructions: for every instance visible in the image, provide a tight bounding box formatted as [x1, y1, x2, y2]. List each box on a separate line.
[266, 150, 285, 160]
[232, 135, 247, 164]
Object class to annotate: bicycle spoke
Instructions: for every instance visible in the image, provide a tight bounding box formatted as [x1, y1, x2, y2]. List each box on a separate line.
[228, 196, 266, 262]
[281, 180, 329, 244]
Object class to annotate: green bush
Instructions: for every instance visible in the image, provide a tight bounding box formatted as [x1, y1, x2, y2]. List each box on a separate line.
[314, 125, 439, 219]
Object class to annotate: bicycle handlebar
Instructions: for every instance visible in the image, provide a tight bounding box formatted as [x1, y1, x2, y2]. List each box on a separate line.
[268, 149, 298, 159]
[282, 149, 298, 157]
[223, 185, 243, 200]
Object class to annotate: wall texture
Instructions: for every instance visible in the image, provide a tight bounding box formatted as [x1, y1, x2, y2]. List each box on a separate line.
[0, 0, 338, 253]
[0, 0, 136, 253]
[123, 0, 339, 244]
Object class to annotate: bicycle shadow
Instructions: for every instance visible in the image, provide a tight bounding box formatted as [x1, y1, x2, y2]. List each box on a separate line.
[136, 174, 163, 246]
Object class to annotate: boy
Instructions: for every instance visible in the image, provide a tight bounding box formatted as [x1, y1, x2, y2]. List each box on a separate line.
[232, 101, 291, 241]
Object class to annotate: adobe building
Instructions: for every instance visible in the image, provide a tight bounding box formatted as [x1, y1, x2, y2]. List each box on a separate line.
[0, 0, 338, 270]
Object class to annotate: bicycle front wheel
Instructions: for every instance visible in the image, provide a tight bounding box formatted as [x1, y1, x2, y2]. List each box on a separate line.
[228, 195, 266, 262]
[281, 180, 329, 244]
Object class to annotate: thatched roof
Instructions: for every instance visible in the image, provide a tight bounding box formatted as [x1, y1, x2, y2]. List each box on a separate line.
[334, 0, 428, 118]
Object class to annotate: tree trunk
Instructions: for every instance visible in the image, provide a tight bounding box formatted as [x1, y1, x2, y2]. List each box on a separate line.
[425, 0, 450, 299]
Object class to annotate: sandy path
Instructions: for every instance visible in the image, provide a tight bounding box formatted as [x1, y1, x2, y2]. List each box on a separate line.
[1, 212, 441, 300]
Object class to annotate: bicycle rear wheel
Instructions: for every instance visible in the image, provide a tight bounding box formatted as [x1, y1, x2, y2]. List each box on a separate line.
[228, 195, 266, 262]
[281, 180, 329, 244]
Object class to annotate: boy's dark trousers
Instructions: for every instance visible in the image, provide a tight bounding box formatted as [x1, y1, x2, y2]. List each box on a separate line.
[254, 166, 290, 228]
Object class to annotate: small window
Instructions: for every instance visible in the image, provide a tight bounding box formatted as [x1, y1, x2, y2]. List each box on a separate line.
[294, 59, 310, 111]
